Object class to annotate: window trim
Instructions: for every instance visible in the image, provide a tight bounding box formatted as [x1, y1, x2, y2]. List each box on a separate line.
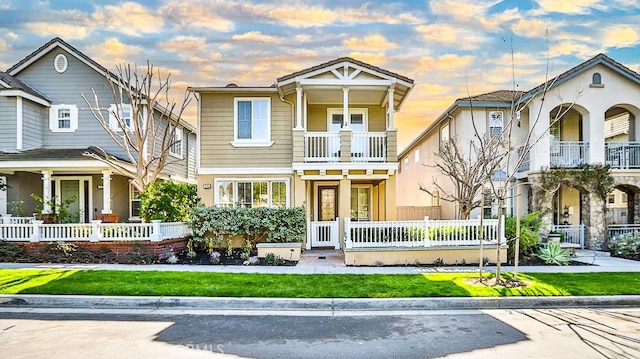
[109, 104, 133, 132]
[169, 126, 184, 158]
[49, 104, 78, 132]
[129, 183, 141, 221]
[232, 97, 273, 147]
[350, 184, 372, 221]
[214, 178, 290, 208]
[439, 122, 450, 147]
[488, 110, 504, 138]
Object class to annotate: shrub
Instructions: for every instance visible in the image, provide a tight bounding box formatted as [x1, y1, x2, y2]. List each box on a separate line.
[139, 181, 200, 222]
[608, 232, 640, 260]
[189, 206, 306, 247]
[505, 211, 543, 261]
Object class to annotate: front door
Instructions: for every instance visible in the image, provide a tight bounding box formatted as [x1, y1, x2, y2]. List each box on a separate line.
[55, 177, 92, 223]
[309, 186, 340, 248]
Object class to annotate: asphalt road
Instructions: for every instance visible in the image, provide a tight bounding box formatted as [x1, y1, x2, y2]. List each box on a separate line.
[1, 308, 639, 358]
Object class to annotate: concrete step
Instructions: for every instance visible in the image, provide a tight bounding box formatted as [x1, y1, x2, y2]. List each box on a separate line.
[298, 249, 345, 267]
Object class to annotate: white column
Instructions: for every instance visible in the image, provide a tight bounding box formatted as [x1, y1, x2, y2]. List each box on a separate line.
[101, 170, 112, 214]
[303, 92, 308, 130]
[295, 85, 303, 129]
[387, 87, 395, 130]
[41, 170, 52, 214]
[16, 96, 23, 150]
[342, 87, 350, 128]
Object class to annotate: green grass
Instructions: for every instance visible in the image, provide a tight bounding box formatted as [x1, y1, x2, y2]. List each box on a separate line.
[0, 269, 639, 298]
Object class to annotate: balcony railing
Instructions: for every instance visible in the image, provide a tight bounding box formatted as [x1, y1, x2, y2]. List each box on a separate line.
[351, 132, 386, 162]
[550, 141, 589, 167]
[303, 131, 387, 163]
[605, 142, 640, 169]
[304, 132, 341, 162]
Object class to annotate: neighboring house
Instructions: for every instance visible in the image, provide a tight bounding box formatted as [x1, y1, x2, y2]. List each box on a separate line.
[398, 53, 640, 249]
[191, 57, 413, 249]
[0, 38, 197, 222]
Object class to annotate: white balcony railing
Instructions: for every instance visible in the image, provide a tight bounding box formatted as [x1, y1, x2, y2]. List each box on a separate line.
[351, 132, 386, 162]
[304, 132, 341, 162]
[605, 142, 640, 169]
[550, 141, 589, 167]
[550, 224, 585, 249]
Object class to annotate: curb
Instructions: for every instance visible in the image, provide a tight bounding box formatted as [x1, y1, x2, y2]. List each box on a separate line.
[1, 294, 640, 311]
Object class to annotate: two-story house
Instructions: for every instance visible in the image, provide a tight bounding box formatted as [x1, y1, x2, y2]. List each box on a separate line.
[398, 54, 640, 249]
[0, 38, 197, 222]
[191, 57, 413, 249]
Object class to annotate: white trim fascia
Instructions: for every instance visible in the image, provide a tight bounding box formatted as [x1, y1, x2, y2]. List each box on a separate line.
[198, 167, 294, 175]
[0, 90, 50, 107]
[195, 92, 201, 172]
[347, 174, 389, 180]
[300, 175, 343, 180]
[292, 162, 398, 171]
[189, 87, 278, 93]
[9, 42, 105, 77]
[16, 96, 22, 150]
[299, 79, 392, 86]
[0, 160, 108, 169]
[0, 79, 10, 88]
[229, 141, 275, 148]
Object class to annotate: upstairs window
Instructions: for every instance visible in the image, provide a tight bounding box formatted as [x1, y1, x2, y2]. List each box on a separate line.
[414, 148, 420, 163]
[489, 111, 503, 138]
[592, 72, 602, 85]
[170, 126, 183, 158]
[49, 104, 78, 132]
[109, 104, 133, 131]
[439, 122, 450, 148]
[233, 98, 271, 146]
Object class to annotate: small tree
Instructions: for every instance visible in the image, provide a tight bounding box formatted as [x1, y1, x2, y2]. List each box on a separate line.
[82, 62, 192, 192]
[138, 181, 199, 222]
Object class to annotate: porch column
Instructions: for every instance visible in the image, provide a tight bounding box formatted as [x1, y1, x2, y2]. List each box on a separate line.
[385, 173, 397, 220]
[338, 175, 352, 249]
[41, 170, 52, 214]
[293, 173, 306, 208]
[588, 193, 606, 249]
[588, 112, 604, 164]
[387, 86, 395, 130]
[342, 87, 350, 128]
[101, 170, 112, 214]
[303, 92, 308, 129]
[295, 85, 303, 129]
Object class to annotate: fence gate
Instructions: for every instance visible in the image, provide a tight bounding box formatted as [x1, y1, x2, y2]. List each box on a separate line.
[307, 218, 340, 249]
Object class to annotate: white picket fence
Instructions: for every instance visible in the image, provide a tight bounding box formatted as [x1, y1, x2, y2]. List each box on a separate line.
[344, 216, 504, 249]
[0, 218, 191, 242]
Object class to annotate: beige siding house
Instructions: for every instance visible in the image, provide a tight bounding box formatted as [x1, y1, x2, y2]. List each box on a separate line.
[398, 54, 640, 249]
[192, 57, 414, 249]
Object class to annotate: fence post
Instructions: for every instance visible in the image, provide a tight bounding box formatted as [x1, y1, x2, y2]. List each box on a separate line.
[30, 220, 43, 242]
[500, 215, 505, 245]
[89, 220, 102, 242]
[344, 217, 351, 249]
[423, 216, 429, 248]
[306, 218, 312, 250]
[1, 214, 12, 224]
[150, 220, 162, 242]
[580, 224, 585, 249]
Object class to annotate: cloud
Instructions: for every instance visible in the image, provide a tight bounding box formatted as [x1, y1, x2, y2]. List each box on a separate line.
[160, 1, 235, 32]
[532, 0, 602, 15]
[0, 38, 8, 52]
[85, 38, 142, 65]
[24, 22, 92, 40]
[343, 34, 397, 52]
[429, 0, 501, 22]
[415, 54, 475, 74]
[602, 25, 640, 48]
[512, 18, 552, 38]
[549, 41, 600, 58]
[159, 36, 207, 53]
[232, 31, 280, 43]
[415, 24, 489, 50]
[91, 2, 163, 37]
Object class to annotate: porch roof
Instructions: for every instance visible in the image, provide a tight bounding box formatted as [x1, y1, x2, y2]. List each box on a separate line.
[0, 147, 129, 173]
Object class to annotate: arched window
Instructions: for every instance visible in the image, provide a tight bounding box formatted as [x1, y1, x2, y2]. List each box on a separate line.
[592, 72, 602, 85]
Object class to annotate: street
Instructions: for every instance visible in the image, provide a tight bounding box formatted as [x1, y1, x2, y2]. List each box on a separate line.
[1, 307, 639, 358]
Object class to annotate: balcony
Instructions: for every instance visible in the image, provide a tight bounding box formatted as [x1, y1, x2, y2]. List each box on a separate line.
[303, 132, 387, 163]
[605, 142, 640, 169]
[550, 141, 589, 168]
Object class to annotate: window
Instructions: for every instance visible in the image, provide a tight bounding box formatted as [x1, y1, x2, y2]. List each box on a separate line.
[608, 194, 616, 204]
[351, 185, 371, 221]
[49, 104, 78, 132]
[622, 193, 628, 204]
[233, 98, 271, 145]
[592, 73, 601, 85]
[109, 104, 133, 131]
[414, 148, 420, 163]
[404, 156, 409, 166]
[483, 189, 493, 218]
[53, 54, 68, 73]
[170, 126, 183, 157]
[489, 111, 503, 138]
[327, 108, 367, 132]
[130, 185, 141, 220]
[215, 179, 289, 208]
[439, 122, 450, 147]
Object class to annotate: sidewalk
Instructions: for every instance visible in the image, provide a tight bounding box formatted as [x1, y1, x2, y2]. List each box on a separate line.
[1, 249, 639, 274]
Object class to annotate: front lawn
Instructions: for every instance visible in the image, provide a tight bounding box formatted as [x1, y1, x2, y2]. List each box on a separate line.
[1, 270, 639, 298]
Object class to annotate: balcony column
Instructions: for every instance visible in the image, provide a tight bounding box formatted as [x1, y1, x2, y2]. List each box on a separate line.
[295, 84, 303, 129]
[41, 170, 52, 214]
[101, 170, 112, 214]
[588, 112, 603, 164]
[303, 92, 308, 129]
[342, 87, 350, 128]
[387, 86, 395, 130]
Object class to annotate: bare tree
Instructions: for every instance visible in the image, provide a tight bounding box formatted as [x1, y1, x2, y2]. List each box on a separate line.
[81, 62, 191, 192]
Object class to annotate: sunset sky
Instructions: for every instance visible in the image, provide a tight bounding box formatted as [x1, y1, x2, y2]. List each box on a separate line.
[1, 0, 639, 150]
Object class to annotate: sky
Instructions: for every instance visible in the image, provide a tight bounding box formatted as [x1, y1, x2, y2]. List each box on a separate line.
[1, 0, 640, 150]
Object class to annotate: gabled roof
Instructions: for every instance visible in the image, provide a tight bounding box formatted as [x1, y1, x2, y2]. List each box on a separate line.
[0, 70, 50, 102]
[276, 56, 414, 85]
[520, 53, 640, 102]
[0, 147, 125, 163]
[458, 90, 525, 103]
